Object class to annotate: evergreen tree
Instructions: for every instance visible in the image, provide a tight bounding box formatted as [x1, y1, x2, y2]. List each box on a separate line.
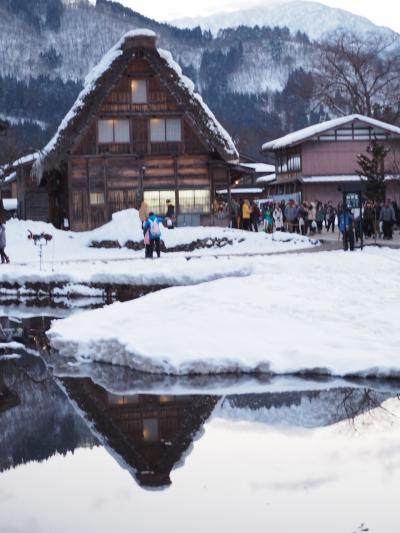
[357, 140, 389, 202]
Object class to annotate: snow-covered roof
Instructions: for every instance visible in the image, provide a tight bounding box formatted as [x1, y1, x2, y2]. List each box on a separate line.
[157, 48, 238, 161]
[217, 188, 264, 194]
[262, 114, 400, 151]
[301, 175, 365, 183]
[31, 29, 238, 175]
[256, 174, 276, 183]
[301, 174, 400, 183]
[4, 171, 16, 183]
[241, 162, 275, 173]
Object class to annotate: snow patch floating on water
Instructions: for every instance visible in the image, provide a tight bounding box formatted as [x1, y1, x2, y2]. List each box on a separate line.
[48, 248, 400, 378]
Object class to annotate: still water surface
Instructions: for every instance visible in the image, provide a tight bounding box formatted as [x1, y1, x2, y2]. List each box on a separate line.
[0, 309, 399, 532]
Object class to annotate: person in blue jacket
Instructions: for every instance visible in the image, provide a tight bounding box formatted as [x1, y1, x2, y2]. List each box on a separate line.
[339, 208, 355, 251]
[143, 212, 161, 258]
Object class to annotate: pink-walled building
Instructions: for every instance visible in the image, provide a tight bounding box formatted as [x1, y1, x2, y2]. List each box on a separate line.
[262, 115, 400, 204]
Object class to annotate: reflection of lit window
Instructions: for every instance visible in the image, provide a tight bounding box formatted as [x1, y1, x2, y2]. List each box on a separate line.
[98, 119, 130, 143]
[107, 393, 139, 405]
[143, 419, 159, 442]
[90, 192, 105, 205]
[144, 190, 174, 215]
[131, 80, 147, 103]
[150, 118, 181, 142]
[159, 395, 173, 403]
[179, 190, 210, 214]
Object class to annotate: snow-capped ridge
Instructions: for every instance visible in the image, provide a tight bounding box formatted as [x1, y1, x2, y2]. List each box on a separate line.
[172, 0, 397, 40]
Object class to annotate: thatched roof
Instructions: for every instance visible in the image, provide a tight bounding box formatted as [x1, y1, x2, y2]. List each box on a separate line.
[31, 29, 238, 178]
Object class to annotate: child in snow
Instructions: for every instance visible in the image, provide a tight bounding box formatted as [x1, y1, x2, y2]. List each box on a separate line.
[143, 212, 161, 258]
[263, 207, 273, 233]
[0, 223, 10, 263]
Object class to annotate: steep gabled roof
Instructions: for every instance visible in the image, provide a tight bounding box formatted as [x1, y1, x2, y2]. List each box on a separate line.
[31, 29, 238, 177]
[262, 114, 400, 151]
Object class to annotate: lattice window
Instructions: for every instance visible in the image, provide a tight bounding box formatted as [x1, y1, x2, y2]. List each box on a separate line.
[178, 190, 210, 214]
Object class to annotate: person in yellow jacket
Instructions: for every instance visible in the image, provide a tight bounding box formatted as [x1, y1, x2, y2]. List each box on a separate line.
[242, 199, 251, 230]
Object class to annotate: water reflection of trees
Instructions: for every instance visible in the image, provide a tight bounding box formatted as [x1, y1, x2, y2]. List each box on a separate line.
[221, 387, 398, 428]
[0, 357, 96, 474]
[334, 387, 399, 427]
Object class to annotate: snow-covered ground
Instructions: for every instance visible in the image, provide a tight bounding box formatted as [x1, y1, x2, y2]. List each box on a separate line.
[48, 247, 400, 378]
[0, 209, 316, 289]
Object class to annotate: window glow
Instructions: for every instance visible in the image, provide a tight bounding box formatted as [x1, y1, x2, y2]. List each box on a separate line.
[98, 119, 130, 143]
[144, 190, 174, 214]
[178, 190, 210, 214]
[131, 79, 147, 104]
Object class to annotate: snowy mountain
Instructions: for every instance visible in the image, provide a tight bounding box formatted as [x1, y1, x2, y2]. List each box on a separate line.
[172, 0, 396, 41]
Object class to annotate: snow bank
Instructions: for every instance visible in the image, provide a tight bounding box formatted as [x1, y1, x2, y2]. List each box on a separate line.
[48, 248, 400, 378]
[0, 208, 316, 268]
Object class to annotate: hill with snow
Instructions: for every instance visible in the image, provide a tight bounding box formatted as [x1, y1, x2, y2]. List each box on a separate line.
[172, 0, 396, 41]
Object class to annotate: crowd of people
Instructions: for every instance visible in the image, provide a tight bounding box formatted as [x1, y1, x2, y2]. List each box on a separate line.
[227, 197, 400, 242]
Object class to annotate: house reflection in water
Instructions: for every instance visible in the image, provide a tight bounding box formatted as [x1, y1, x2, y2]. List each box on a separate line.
[61, 378, 219, 489]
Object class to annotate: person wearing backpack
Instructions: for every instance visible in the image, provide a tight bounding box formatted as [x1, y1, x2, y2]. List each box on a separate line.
[143, 212, 162, 258]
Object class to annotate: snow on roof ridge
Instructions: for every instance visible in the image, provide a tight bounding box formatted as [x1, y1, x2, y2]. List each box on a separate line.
[262, 114, 400, 151]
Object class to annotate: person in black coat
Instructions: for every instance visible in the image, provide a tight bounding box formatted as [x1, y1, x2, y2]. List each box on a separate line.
[165, 199, 175, 229]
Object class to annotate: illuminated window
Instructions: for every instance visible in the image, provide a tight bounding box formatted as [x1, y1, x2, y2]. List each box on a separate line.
[131, 79, 147, 103]
[90, 192, 105, 205]
[150, 118, 182, 142]
[144, 190, 174, 214]
[143, 418, 159, 442]
[98, 119, 130, 143]
[178, 190, 210, 214]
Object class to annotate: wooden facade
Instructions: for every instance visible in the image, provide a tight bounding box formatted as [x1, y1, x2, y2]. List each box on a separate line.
[263, 117, 400, 204]
[16, 33, 240, 230]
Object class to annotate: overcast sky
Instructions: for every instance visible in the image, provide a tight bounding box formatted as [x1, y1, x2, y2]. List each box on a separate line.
[111, 0, 400, 32]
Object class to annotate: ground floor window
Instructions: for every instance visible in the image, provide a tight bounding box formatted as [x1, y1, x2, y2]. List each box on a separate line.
[90, 192, 105, 205]
[179, 190, 210, 214]
[144, 190, 174, 215]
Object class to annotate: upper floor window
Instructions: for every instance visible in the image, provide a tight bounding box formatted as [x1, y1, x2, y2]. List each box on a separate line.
[98, 119, 130, 143]
[131, 80, 147, 104]
[150, 118, 182, 142]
